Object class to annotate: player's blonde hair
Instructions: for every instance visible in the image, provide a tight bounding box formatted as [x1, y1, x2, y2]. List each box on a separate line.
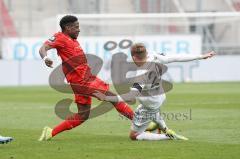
[131, 43, 147, 59]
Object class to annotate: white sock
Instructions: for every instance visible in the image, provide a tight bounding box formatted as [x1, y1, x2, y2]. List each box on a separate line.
[153, 112, 168, 131]
[157, 118, 167, 131]
[136, 132, 171, 141]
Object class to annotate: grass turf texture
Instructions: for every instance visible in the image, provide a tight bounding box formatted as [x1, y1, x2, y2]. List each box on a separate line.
[0, 82, 240, 159]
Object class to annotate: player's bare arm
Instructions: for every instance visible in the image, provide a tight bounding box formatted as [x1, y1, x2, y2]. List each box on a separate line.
[202, 51, 216, 59]
[157, 51, 216, 64]
[39, 43, 54, 68]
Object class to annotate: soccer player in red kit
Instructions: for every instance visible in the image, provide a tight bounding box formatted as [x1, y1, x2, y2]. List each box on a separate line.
[38, 15, 134, 141]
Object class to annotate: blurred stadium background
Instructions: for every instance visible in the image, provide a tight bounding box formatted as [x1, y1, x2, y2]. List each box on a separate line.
[0, 0, 240, 85]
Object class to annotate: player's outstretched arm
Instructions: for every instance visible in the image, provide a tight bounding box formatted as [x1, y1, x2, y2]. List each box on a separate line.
[202, 51, 216, 59]
[93, 90, 140, 103]
[39, 43, 54, 68]
[156, 51, 216, 64]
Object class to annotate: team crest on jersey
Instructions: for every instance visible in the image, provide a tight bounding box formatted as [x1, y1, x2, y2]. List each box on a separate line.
[48, 36, 56, 42]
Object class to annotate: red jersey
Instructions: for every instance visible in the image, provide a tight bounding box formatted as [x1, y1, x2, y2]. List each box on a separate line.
[45, 32, 109, 105]
[45, 32, 89, 81]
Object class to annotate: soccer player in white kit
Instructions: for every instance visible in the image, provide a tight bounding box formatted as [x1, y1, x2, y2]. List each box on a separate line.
[0, 134, 13, 144]
[94, 43, 215, 141]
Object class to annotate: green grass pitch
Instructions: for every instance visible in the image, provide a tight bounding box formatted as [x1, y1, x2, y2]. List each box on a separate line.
[0, 82, 240, 159]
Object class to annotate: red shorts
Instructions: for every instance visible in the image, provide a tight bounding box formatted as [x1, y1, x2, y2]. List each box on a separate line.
[67, 67, 109, 105]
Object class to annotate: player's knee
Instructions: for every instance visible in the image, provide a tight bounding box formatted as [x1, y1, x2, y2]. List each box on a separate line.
[129, 134, 137, 140]
[78, 111, 90, 120]
[77, 104, 91, 120]
[129, 132, 137, 140]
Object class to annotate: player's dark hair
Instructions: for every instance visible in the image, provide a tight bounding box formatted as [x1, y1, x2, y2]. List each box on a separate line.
[59, 15, 78, 31]
[131, 43, 147, 59]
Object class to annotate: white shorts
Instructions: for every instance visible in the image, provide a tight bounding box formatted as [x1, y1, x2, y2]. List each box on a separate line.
[131, 104, 162, 133]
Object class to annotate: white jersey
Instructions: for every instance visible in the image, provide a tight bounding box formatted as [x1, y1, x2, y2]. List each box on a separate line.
[131, 53, 202, 110]
[131, 53, 166, 110]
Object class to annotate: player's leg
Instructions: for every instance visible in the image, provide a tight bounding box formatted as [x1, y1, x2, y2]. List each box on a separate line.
[0, 135, 13, 144]
[87, 77, 162, 126]
[104, 91, 160, 131]
[81, 76, 134, 120]
[154, 111, 168, 132]
[39, 95, 91, 141]
[130, 130, 170, 141]
[105, 91, 134, 120]
[129, 121, 170, 141]
[153, 112, 189, 140]
[146, 96, 168, 133]
[51, 103, 91, 137]
[69, 76, 155, 126]
[129, 105, 170, 141]
[145, 122, 162, 134]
